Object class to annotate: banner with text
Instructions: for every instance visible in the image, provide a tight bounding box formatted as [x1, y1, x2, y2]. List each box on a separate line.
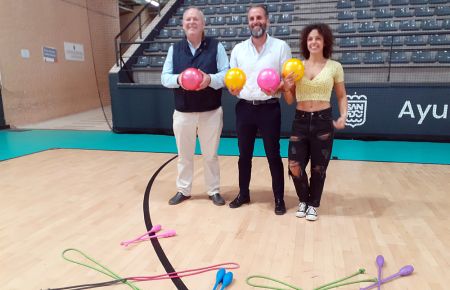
[331, 85, 449, 140]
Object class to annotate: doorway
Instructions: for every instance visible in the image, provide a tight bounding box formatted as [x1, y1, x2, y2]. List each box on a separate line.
[0, 71, 9, 129]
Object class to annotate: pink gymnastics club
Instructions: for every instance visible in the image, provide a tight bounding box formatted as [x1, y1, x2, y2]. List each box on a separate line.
[120, 226, 175, 247]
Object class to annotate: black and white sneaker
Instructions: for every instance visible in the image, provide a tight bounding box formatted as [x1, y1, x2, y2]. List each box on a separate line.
[305, 206, 318, 221]
[295, 202, 307, 218]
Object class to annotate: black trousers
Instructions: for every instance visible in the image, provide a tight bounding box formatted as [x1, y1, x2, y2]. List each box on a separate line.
[235, 99, 284, 200]
[288, 108, 334, 208]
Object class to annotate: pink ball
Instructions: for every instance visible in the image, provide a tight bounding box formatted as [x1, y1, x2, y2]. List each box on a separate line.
[257, 68, 281, 92]
[181, 68, 203, 90]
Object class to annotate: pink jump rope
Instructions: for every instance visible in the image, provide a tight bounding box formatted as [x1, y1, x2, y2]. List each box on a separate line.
[120, 224, 176, 247]
[51, 248, 239, 290]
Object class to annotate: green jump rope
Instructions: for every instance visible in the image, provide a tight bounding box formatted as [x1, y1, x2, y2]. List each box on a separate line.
[246, 269, 377, 290]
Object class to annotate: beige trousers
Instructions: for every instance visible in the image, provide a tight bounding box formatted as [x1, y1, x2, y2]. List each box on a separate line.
[172, 107, 223, 196]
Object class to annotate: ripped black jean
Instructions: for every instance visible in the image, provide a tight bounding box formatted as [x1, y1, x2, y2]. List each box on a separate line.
[288, 108, 334, 208]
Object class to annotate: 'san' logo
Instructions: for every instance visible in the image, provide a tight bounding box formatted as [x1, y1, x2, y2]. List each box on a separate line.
[346, 93, 367, 128]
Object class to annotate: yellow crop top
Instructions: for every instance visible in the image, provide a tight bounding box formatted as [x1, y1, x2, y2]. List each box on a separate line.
[295, 59, 344, 102]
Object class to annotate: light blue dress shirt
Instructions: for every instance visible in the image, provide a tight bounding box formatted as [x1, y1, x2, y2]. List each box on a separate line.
[161, 40, 229, 90]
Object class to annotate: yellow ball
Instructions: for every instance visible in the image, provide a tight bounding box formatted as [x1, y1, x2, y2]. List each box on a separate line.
[224, 68, 246, 91]
[282, 58, 305, 81]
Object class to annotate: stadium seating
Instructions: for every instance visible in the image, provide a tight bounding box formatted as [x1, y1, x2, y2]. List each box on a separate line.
[339, 37, 358, 47]
[429, 34, 450, 45]
[167, 18, 179, 26]
[373, 0, 390, 6]
[223, 27, 238, 37]
[356, 9, 373, 19]
[421, 19, 440, 30]
[361, 36, 381, 46]
[429, 0, 447, 4]
[267, 4, 278, 12]
[341, 52, 361, 64]
[443, 19, 450, 29]
[274, 25, 290, 36]
[394, 7, 413, 17]
[435, 6, 450, 16]
[375, 8, 394, 18]
[205, 28, 220, 37]
[363, 51, 385, 63]
[409, 0, 427, 4]
[436, 50, 450, 63]
[145, 43, 160, 53]
[379, 20, 399, 31]
[358, 22, 377, 32]
[411, 51, 435, 63]
[337, 0, 352, 8]
[382, 35, 403, 46]
[405, 35, 427, 45]
[355, 0, 370, 7]
[280, 3, 294, 12]
[389, 51, 409, 63]
[133, 56, 151, 67]
[175, 7, 185, 16]
[399, 20, 419, 30]
[160, 43, 172, 52]
[172, 29, 185, 38]
[203, 7, 215, 15]
[414, 7, 434, 17]
[278, 13, 293, 23]
[216, 6, 232, 14]
[157, 29, 171, 39]
[338, 23, 357, 33]
[239, 27, 251, 37]
[226, 16, 242, 25]
[131, 0, 450, 83]
[391, 0, 409, 5]
[338, 11, 354, 20]
[150, 56, 166, 67]
[233, 5, 246, 13]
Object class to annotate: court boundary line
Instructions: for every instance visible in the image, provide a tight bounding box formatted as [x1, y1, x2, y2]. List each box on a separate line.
[142, 154, 190, 290]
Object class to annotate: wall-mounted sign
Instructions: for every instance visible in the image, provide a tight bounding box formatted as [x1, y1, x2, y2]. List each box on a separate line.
[21, 49, 30, 59]
[43, 46, 57, 62]
[64, 42, 84, 61]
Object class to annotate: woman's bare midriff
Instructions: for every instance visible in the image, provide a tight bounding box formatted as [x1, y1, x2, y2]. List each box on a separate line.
[296, 100, 331, 112]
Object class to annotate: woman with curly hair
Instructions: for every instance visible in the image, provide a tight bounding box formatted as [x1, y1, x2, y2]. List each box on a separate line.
[283, 23, 348, 221]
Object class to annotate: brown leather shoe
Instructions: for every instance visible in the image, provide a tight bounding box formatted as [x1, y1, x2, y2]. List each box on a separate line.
[168, 192, 191, 205]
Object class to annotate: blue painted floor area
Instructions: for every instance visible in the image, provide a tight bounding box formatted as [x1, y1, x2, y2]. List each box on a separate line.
[1, 129, 449, 164]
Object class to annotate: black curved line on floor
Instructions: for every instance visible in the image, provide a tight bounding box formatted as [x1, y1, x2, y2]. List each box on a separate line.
[143, 154, 189, 290]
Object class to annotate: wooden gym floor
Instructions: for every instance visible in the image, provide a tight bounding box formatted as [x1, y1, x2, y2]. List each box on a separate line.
[1, 147, 449, 289]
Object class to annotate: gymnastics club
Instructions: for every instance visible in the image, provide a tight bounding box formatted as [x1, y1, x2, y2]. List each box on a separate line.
[376, 255, 384, 290]
[360, 265, 414, 290]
